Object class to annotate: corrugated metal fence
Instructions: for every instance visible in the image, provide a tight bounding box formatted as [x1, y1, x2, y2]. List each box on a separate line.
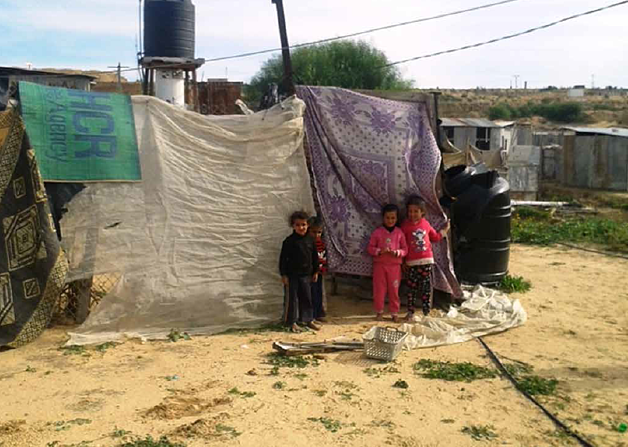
[563, 135, 628, 191]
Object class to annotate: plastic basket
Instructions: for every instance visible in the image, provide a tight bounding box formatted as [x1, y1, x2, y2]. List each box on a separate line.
[363, 326, 408, 362]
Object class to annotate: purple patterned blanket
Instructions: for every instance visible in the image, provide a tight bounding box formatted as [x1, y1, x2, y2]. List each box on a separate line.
[298, 86, 461, 297]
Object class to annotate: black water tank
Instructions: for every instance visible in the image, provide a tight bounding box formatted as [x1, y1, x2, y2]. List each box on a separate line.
[445, 166, 511, 284]
[144, 0, 195, 59]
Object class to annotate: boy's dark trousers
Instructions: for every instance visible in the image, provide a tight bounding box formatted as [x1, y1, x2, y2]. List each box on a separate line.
[283, 275, 314, 325]
[311, 275, 326, 319]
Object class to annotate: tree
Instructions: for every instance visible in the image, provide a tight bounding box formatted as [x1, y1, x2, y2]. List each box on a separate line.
[245, 40, 413, 106]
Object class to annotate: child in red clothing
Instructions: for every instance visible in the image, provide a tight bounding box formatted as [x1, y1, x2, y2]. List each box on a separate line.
[308, 216, 327, 323]
[400, 196, 449, 319]
[367, 204, 408, 322]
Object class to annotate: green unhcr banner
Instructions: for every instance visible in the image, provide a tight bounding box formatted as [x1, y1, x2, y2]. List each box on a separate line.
[18, 82, 141, 182]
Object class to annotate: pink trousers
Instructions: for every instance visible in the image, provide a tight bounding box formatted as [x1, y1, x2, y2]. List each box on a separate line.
[372, 263, 402, 315]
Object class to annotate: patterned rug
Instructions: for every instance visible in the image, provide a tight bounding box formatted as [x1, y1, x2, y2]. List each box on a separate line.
[298, 87, 461, 297]
[0, 110, 68, 349]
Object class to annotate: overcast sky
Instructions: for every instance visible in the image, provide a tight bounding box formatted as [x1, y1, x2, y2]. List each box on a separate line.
[1, 0, 626, 88]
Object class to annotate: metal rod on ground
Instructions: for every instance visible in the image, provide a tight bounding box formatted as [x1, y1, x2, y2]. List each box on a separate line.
[512, 200, 573, 207]
[272, 0, 296, 96]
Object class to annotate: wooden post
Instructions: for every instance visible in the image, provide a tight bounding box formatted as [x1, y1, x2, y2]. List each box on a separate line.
[193, 69, 200, 113]
[271, 0, 295, 96]
[142, 68, 149, 95]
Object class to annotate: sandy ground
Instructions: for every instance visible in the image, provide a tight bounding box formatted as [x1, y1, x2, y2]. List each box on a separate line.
[1, 244, 627, 447]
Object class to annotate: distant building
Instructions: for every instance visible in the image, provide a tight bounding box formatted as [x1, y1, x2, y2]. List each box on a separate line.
[561, 127, 628, 191]
[440, 118, 514, 151]
[0, 66, 95, 92]
[0, 67, 95, 106]
[567, 85, 585, 98]
[197, 79, 243, 115]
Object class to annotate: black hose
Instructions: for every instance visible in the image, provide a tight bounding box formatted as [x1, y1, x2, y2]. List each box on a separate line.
[477, 337, 597, 447]
[556, 242, 628, 261]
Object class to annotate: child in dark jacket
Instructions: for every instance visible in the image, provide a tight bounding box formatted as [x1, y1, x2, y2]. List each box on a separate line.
[279, 211, 321, 333]
[308, 216, 327, 323]
[400, 196, 449, 319]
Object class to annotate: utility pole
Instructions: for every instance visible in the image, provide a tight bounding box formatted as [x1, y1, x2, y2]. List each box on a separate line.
[271, 0, 295, 96]
[108, 63, 130, 92]
[513, 75, 520, 89]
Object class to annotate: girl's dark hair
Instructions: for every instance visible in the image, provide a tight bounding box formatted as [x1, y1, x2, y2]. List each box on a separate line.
[406, 195, 427, 214]
[289, 210, 310, 225]
[382, 203, 399, 216]
[308, 216, 323, 229]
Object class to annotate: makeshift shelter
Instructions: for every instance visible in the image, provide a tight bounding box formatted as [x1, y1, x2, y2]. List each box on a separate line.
[57, 95, 314, 344]
[298, 86, 461, 298]
[3, 82, 478, 346]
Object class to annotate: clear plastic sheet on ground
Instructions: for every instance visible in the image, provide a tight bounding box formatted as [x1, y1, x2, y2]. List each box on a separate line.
[396, 285, 527, 350]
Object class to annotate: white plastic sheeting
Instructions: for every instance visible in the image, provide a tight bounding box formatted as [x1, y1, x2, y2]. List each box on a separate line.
[398, 286, 527, 349]
[64, 96, 315, 344]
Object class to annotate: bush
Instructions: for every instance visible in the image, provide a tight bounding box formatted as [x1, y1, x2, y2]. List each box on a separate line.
[487, 101, 585, 123]
[488, 104, 512, 120]
[533, 102, 584, 123]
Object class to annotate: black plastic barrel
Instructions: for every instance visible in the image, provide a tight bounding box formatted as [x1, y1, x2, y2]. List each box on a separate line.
[444, 165, 511, 284]
[144, 0, 195, 59]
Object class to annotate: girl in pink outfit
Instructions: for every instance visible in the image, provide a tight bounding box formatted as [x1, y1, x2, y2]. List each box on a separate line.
[400, 196, 450, 319]
[367, 204, 408, 322]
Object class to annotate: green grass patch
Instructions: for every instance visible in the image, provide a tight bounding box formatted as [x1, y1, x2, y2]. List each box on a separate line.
[601, 197, 628, 211]
[392, 379, 409, 389]
[461, 424, 498, 441]
[363, 365, 400, 378]
[498, 275, 531, 293]
[272, 381, 286, 390]
[48, 419, 92, 432]
[502, 361, 534, 377]
[58, 345, 89, 357]
[117, 436, 185, 447]
[413, 359, 497, 382]
[503, 361, 558, 396]
[215, 424, 241, 438]
[308, 417, 342, 433]
[228, 387, 256, 398]
[95, 342, 118, 353]
[167, 329, 191, 342]
[517, 375, 558, 396]
[266, 353, 319, 369]
[512, 207, 628, 253]
[111, 428, 132, 439]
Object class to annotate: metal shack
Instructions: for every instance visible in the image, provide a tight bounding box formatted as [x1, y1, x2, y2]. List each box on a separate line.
[441, 118, 513, 151]
[0, 67, 95, 108]
[0, 67, 94, 94]
[562, 127, 628, 191]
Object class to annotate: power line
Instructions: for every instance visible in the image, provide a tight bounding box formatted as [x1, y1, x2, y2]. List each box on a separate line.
[80, 0, 526, 76]
[3, 0, 625, 80]
[202, 0, 524, 64]
[382, 0, 628, 68]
